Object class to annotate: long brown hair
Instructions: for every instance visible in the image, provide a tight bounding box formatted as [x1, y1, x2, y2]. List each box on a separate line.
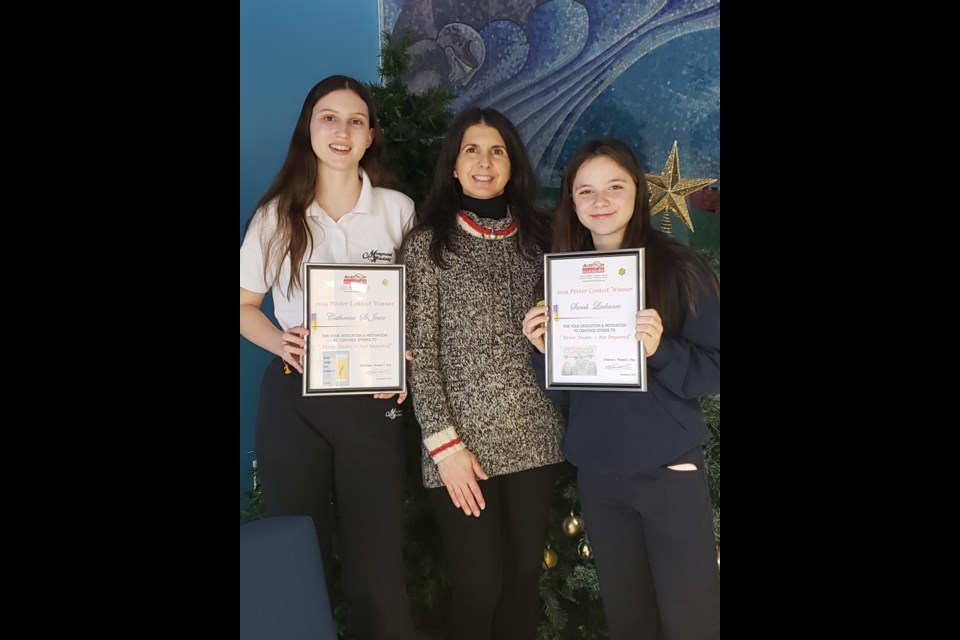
[406, 108, 551, 268]
[246, 75, 397, 294]
[553, 139, 718, 330]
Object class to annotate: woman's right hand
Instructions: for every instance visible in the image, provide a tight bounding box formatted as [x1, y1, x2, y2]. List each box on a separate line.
[437, 449, 488, 517]
[522, 305, 550, 354]
[279, 326, 309, 374]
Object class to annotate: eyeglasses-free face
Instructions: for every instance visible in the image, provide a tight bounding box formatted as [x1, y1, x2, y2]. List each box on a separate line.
[454, 124, 511, 200]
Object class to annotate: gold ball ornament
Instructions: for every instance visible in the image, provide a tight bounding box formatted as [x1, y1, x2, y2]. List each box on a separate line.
[542, 547, 558, 570]
[577, 539, 593, 560]
[562, 514, 584, 537]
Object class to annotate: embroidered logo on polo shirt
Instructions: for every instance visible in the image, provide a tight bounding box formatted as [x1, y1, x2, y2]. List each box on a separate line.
[363, 249, 394, 263]
[385, 408, 403, 420]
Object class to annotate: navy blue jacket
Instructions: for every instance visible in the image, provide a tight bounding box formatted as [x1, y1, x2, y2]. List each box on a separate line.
[532, 287, 720, 473]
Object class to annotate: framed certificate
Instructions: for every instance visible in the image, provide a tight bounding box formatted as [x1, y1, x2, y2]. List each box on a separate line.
[302, 264, 406, 396]
[544, 249, 646, 391]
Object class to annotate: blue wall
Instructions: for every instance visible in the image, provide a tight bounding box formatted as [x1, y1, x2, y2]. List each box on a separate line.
[240, 0, 381, 509]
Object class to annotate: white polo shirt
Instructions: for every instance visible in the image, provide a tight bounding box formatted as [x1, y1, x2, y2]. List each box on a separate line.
[240, 170, 415, 330]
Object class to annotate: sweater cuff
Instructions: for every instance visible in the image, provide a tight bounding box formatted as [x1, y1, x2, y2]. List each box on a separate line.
[647, 339, 672, 370]
[423, 427, 465, 464]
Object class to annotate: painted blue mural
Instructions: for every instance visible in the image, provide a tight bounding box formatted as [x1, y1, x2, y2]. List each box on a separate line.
[381, 0, 720, 196]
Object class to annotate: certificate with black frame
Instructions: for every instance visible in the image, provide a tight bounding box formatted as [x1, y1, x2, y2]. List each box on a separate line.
[544, 248, 646, 391]
[302, 263, 406, 396]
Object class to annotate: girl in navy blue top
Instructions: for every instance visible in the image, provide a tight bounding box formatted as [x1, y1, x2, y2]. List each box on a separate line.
[522, 139, 720, 640]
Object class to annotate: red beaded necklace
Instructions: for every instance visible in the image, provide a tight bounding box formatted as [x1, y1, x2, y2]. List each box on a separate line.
[456, 210, 518, 240]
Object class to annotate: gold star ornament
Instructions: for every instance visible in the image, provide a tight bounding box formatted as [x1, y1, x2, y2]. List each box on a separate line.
[645, 141, 717, 233]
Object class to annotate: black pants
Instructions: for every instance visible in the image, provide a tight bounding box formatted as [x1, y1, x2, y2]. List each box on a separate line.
[577, 448, 719, 640]
[255, 358, 413, 640]
[428, 463, 561, 640]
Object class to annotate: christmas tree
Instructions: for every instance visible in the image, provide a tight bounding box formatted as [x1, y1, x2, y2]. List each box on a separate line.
[367, 31, 454, 208]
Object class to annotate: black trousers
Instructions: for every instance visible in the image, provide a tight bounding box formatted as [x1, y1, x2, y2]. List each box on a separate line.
[254, 358, 413, 640]
[577, 448, 720, 640]
[429, 463, 561, 640]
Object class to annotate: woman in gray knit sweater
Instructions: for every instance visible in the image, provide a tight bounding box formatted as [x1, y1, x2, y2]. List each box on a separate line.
[403, 108, 565, 640]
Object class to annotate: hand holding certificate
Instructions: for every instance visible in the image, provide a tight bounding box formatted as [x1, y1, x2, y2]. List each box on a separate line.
[302, 264, 406, 396]
[543, 249, 646, 391]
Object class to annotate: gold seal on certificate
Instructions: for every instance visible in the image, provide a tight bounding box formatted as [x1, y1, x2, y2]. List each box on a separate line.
[544, 249, 646, 391]
[302, 264, 406, 396]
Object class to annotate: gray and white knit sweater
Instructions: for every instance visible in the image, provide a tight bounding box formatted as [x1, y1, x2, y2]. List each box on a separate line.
[404, 210, 565, 489]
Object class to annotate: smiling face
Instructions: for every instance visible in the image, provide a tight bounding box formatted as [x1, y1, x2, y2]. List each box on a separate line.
[572, 155, 638, 250]
[454, 124, 511, 199]
[309, 89, 374, 172]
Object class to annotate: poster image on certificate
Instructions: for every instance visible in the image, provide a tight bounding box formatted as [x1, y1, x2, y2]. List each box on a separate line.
[302, 263, 406, 396]
[543, 248, 646, 391]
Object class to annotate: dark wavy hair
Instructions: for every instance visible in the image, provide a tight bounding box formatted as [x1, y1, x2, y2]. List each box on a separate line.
[553, 139, 719, 329]
[247, 75, 397, 294]
[408, 107, 551, 268]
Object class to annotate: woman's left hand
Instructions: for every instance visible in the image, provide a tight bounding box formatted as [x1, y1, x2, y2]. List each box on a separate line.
[636, 308, 664, 356]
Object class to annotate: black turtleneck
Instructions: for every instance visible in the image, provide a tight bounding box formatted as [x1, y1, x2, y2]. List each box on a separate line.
[460, 193, 508, 220]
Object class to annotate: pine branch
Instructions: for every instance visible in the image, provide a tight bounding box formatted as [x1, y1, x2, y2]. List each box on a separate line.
[240, 464, 264, 522]
[367, 30, 454, 207]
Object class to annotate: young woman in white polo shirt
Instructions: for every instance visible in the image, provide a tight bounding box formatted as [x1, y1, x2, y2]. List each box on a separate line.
[239, 76, 414, 640]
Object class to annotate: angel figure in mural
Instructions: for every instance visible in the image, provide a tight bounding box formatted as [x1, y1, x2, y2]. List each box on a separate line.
[393, 0, 544, 93]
